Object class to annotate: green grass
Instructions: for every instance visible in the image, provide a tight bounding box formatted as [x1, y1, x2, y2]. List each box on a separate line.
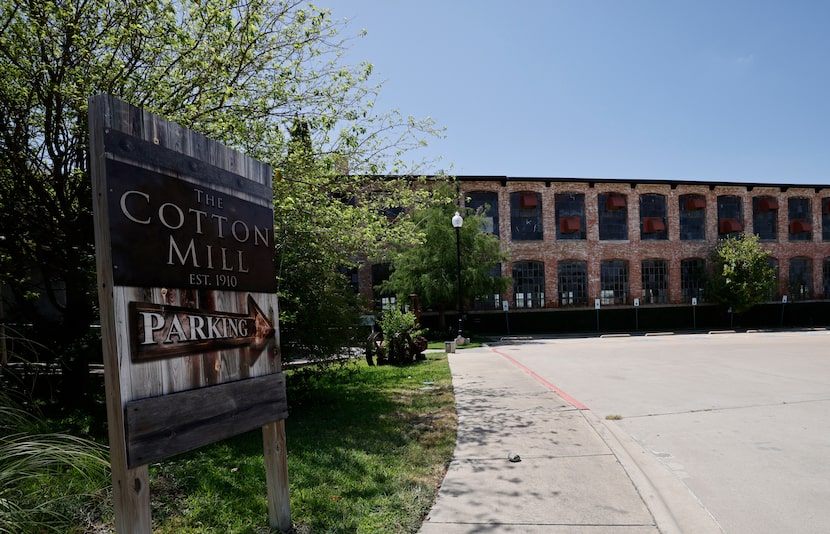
[0, 392, 111, 534]
[146, 353, 456, 533]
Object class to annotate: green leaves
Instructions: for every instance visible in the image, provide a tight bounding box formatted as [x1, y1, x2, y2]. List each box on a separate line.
[0, 393, 110, 533]
[382, 185, 510, 319]
[1, 0, 443, 375]
[707, 234, 777, 313]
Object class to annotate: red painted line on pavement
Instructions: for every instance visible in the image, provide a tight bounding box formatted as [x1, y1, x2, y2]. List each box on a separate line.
[491, 347, 589, 410]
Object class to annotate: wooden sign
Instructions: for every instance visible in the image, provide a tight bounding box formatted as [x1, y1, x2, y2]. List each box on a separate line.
[89, 95, 290, 533]
[129, 295, 274, 362]
[105, 152, 276, 292]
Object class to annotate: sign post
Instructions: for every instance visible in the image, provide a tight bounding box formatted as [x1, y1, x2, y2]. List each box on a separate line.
[633, 298, 640, 331]
[595, 298, 601, 332]
[692, 297, 698, 329]
[89, 95, 289, 532]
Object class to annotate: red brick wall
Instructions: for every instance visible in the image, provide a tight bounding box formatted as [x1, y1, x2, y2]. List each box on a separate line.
[458, 179, 830, 307]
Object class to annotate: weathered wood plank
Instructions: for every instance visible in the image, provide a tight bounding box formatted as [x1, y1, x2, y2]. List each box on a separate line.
[124, 373, 288, 468]
[91, 94, 286, 531]
[90, 94, 153, 533]
[103, 128, 271, 202]
[263, 420, 291, 531]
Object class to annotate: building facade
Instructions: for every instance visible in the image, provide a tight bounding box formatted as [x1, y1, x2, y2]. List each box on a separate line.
[359, 176, 830, 312]
[453, 176, 830, 310]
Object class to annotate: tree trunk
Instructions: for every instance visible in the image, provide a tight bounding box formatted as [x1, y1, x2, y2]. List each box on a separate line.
[437, 303, 447, 333]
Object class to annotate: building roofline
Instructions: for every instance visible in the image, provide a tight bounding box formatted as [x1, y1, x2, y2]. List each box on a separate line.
[452, 175, 830, 191]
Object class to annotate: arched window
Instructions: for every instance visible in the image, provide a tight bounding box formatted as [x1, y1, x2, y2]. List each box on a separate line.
[788, 198, 812, 241]
[753, 196, 778, 241]
[717, 195, 743, 237]
[641, 259, 668, 303]
[512, 261, 545, 308]
[557, 261, 588, 306]
[680, 258, 706, 303]
[472, 264, 503, 310]
[600, 260, 629, 304]
[510, 192, 543, 240]
[679, 194, 706, 241]
[467, 191, 500, 237]
[640, 194, 667, 240]
[555, 193, 585, 240]
[822, 198, 830, 241]
[598, 193, 627, 240]
[789, 257, 812, 300]
[371, 263, 396, 310]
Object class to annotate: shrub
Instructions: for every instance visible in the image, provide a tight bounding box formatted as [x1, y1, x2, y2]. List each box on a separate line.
[374, 308, 426, 365]
[0, 392, 110, 533]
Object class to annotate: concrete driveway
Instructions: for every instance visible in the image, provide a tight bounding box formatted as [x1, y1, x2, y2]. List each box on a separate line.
[495, 330, 830, 534]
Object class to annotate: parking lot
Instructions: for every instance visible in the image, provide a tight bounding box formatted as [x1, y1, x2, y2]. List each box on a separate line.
[493, 330, 830, 534]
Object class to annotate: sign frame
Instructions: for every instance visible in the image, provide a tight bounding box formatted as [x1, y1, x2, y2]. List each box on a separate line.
[89, 95, 289, 532]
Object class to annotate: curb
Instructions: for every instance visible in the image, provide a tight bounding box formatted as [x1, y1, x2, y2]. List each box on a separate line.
[584, 413, 724, 534]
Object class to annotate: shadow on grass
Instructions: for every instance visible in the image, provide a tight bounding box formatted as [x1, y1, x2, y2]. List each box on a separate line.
[150, 358, 454, 533]
[285, 363, 449, 532]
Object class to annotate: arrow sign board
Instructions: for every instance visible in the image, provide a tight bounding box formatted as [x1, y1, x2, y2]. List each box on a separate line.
[129, 295, 274, 362]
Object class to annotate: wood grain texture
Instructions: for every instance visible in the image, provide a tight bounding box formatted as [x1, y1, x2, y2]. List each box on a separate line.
[89, 94, 286, 532]
[125, 373, 288, 467]
[263, 420, 292, 531]
[93, 94, 280, 401]
[90, 95, 153, 534]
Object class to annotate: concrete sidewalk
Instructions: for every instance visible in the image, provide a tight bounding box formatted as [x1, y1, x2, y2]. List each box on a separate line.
[419, 347, 722, 533]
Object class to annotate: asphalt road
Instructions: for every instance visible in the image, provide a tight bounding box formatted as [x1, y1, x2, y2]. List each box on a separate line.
[494, 330, 830, 534]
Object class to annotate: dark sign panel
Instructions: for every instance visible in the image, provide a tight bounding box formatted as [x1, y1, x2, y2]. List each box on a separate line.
[106, 159, 276, 292]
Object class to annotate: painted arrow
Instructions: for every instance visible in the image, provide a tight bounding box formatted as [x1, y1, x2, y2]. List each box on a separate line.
[129, 295, 275, 363]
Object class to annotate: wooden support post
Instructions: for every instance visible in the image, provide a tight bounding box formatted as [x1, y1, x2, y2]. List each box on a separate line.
[263, 420, 291, 532]
[89, 95, 153, 534]
[112, 465, 151, 533]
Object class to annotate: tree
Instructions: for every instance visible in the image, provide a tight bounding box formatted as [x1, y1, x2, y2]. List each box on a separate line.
[382, 187, 510, 331]
[0, 0, 441, 399]
[706, 234, 777, 314]
[274, 118, 435, 362]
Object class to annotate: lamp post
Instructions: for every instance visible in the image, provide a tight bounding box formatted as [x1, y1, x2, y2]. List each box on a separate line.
[451, 211, 463, 341]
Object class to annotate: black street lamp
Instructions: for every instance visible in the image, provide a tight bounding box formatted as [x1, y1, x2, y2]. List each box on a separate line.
[452, 211, 463, 340]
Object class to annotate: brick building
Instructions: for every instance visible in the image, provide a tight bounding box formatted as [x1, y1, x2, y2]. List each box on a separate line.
[363, 176, 830, 312]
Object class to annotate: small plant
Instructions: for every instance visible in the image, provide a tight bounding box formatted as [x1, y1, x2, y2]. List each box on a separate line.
[377, 307, 421, 340]
[373, 307, 427, 365]
[605, 414, 623, 420]
[0, 392, 110, 533]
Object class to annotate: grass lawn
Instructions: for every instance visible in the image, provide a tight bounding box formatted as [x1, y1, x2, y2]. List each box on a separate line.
[144, 352, 456, 533]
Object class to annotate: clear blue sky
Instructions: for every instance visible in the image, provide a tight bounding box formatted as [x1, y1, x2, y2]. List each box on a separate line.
[322, 0, 830, 185]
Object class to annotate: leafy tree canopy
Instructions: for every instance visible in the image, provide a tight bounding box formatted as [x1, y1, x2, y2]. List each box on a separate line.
[706, 234, 777, 313]
[0, 0, 443, 391]
[381, 186, 510, 328]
